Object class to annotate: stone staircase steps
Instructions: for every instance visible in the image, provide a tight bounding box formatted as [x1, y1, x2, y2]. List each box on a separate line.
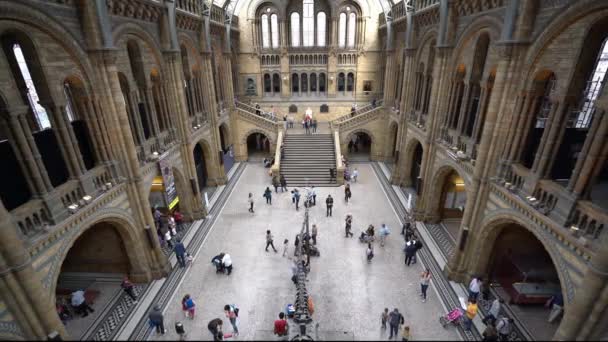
[281, 133, 337, 187]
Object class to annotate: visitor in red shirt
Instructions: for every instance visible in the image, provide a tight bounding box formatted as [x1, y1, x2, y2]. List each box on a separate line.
[274, 312, 289, 337]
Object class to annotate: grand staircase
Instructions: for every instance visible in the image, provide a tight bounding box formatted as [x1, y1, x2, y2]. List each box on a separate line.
[281, 133, 337, 187]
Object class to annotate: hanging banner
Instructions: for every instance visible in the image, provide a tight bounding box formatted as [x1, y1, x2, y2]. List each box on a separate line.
[158, 156, 178, 209]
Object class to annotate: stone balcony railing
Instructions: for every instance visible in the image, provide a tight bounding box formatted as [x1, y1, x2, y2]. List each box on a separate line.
[289, 53, 328, 66]
[566, 200, 607, 242]
[175, 0, 201, 15]
[234, 101, 280, 131]
[331, 105, 385, 131]
[331, 100, 384, 126]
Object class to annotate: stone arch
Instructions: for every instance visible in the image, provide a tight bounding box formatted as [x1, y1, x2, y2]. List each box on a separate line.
[403, 137, 425, 188]
[177, 32, 201, 72]
[192, 137, 214, 190]
[413, 28, 438, 63]
[473, 211, 574, 304]
[242, 128, 274, 159]
[112, 23, 164, 71]
[49, 210, 149, 299]
[0, 1, 96, 93]
[171, 166, 194, 217]
[219, 122, 231, 151]
[425, 163, 470, 222]
[387, 120, 399, 161]
[449, 15, 502, 72]
[240, 128, 274, 145]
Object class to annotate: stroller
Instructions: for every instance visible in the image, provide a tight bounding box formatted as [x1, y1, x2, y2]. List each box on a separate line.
[439, 307, 464, 328]
[305, 243, 320, 257]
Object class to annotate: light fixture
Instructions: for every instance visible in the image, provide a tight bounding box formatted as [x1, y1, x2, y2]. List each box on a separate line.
[82, 195, 92, 204]
[68, 204, 79, 214]
[283, 76, 287, 80]
[105, 182, 113, 188]
[266, 7, 271, 12]
[346, 6, 350, 11]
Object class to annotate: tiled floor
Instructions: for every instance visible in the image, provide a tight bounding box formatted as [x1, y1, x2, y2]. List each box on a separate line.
[149, 163, 460, 341]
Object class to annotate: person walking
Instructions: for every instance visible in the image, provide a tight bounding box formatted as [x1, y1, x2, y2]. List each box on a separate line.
[266, 230, 278, 253]
[121, 276, 138, 303]
[283, 115, 288, 130]
[248, 193, 255, 213]
[224, 304, 239, 336]
[264, 187, 272, 204]
[329, 167, 335, 182]
[326, 194, 334, 217]
[464, 298, 478, 331]
[344, 184, 352, 203]
[181, 294, 196, 319]
[352, 168, 359, 183]
[496, 316, 513, 341]
[412, 239, 423, 264]
[312, 119, 317, 133]
[379, 223, 390, 247]
[310, 186, 317, 206]
[149, 305, 165, 335]
[71, 289, 94, 317]
[282, 239, 289, 257]
[420, 269, 431, 302]
[345, 214, 354, 237]
[311, 224, 318, 245]
[304, 120, 310, 134]
[401, 326, 411, 342]
[293, 189, 301, 210]
[388, 308, 404, 339]
[280, 174, 288, 192]
[483, 298, 504, 325]
[381, 308, 389, 329]
[272, 176, 280, 193]
[482, 324, 499, 342]
[469, 277, 483, 301]
[174, 238, 187, 268]
[366, 243, 374, 263]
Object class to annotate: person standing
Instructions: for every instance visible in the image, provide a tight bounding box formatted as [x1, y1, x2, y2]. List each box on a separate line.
[274, 312, 289, 338]
[121, 276, 137, 303]
[280, 174, 288, 192]
[272, 176, 280, 193]
[388, 308, 404, 339]
[482, 324, 499, 342]
[264, 187, 272, 204]
[174, 238, 187, 268]
[366, 243, 374, 263]
[248, 193, 255, 213]
[404, 241, 416, 266]
[224, 304, 239, 336]
[181, 294, 196, 319]
[483, 298, 504, 325]
[71, 289, 94, 317]
[401, 326, 411, 342]
[293, 189, 301, 210]
[379, 223, 390, 247]
[312, 119, 317, 133]
[345, 214, 354, 237]
[283, 115, 288, 130]
[329, 167, 335, 182]
[381, 308, 389, 330]
[207, 318, 224, 341]
[310, 186, 317, 206]
[266, 230, 278, 253]
[326, 194, 334, 217]
[464, 298, 478, 331]
[149, 305, 165, 335]
[344, 184, 352, 203]
[222, 253, 233, 275]
[469, 277, 483, 301]
[304, 120, 310, 134]
[173, 210, 184, 231]
[420, 269, 431, 303]
[311, 224, 318, 245]
[547, 293, 564, 323]
[496, 316, 513, 341]
[352, 168, 359, 183]
[412, 239, 423, 264]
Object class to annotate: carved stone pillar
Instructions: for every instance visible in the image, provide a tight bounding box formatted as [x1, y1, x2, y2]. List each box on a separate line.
[383, 51, 397, 107]
[570, 110, 607, 195]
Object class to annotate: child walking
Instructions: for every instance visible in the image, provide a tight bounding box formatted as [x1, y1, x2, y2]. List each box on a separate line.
[381, 308, 389, 329]
[282, 239, 289, 257]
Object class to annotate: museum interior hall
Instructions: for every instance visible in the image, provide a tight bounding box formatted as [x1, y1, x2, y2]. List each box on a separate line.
[1, 0, 608, 341]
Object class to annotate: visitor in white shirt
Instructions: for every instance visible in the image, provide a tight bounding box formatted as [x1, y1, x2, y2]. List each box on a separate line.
[468, 277, 483, 301]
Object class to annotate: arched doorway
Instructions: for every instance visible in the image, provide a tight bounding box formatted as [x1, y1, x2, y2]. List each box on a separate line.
[388, 123, 399, 164]
[246, 132, 270, 160]
[193, 142, 208, 192]
[55, 221, 141, 337]
[410, 142, 423, 192]
[347, 131, 372, 161]
[219, 123, 235, 174]
[427, 167, 467, 240]
[480, 223, 564, 340]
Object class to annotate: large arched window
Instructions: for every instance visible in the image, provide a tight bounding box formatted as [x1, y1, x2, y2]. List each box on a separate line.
[317, 12, 326, 47]
[12, 44, 50, 130]
[271, 14, 279, 48]
[338, 13, 347, 48]
[264, 73, 271, 93]
[310, 73, 317, 92]
[319, 73, 326, 92]
[261, 14, 270, 48]
[347, 12, 356, 48]
[292, 73, 299, 92]
[338, 72, 345, 92]
[301, 73, 308, 93]
[303, 0, 314, 47]
[291, 12, 300, 47]
[347, 72, 355, 92]
[273, 74, 281, 93]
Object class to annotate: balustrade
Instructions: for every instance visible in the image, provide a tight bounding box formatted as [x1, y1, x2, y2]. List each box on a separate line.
[12, 200, 50, 238]
[289, 53, 328, 66]
[176, 0, 201, 15]
[415, 0, 440, 11]
[566, 201, 606, 241]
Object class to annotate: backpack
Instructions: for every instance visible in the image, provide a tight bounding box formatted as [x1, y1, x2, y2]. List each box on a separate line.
[230, 304, 239, 317]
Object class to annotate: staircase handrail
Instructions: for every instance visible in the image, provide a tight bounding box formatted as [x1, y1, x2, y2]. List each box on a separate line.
[331, 100, 384, 126]
[334, 130, 345, 185]
[331, 105, 385, 131]
[271, 130, 283, 179]
[235, 101, 280, 122]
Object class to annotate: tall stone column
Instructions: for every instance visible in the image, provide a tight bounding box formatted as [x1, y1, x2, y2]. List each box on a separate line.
[383, 51, 397, 107]
[0, 199, 67, 340]
[222, 53, 236, 109]
[41, 103, 81, 179]
[570, 110, 607, 195]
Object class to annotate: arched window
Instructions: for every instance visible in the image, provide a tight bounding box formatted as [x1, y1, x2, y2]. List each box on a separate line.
[12, 44, 50, 130]
[338, 13, 347, 48]
[319, 73, 326, 92]
[291, 12, 300, 47]
[271, 14, 279, 48]
[261, 14, 270, 48]
[301, 73, 308, 93]
[338, 72, 345, 92]
[264, 73, 271, 93]
[575, 39, 608, 128]
[303, 0, 314, 47]
[292, 73, 299, 92]
[310, 73, 317, 92]
[347, 13, 356, 48]
[347, 72, 355, 92]
[317, 12, 326, 47]
[273, 74, 281, 93]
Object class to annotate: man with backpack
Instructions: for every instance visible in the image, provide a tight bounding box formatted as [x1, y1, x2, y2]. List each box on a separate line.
[224, 304, 239, 336]
[388, 308, 404, 339]
[496, 316, 513, 341]
[208, 318, 224, 341]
